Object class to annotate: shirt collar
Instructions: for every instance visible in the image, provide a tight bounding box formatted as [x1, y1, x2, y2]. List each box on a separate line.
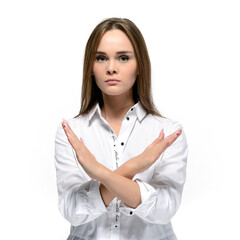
[87, 101, 147, 125]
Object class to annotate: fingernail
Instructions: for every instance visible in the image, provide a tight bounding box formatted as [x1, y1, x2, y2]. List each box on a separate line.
[62, 118, 70, 128]
[175, 128, 182, 136]
[62, 121, 68, 129]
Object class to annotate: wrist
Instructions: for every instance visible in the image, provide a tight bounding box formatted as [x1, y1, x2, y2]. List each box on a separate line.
[97, 166, 112, 183]
[123, 157, 138, 177]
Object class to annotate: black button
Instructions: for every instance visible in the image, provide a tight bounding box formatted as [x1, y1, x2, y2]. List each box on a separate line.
[121, 142, 124, 146]
[131, 108, 133, 111]
[130, 211, 133, 215]
[114, 144, 116, 147]
[126, 117, 130, 120]
[115, 225, 118, 228]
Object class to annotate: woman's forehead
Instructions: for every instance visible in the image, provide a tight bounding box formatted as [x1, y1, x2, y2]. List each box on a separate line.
[97, 29, 134, 52]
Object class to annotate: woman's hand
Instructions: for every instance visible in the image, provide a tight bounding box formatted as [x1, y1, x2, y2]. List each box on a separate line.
[128, 128, 182, 174]
[62, 118, 106, 180]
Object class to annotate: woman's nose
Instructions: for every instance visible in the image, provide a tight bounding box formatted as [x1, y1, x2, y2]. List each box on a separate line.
[106, 60, 118, 75]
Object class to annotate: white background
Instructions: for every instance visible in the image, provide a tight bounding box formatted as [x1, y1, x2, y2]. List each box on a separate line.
[0, 0, 239, 239]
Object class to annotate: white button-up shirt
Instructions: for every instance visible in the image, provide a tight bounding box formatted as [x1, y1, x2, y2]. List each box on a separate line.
[54, 101, 188, 240]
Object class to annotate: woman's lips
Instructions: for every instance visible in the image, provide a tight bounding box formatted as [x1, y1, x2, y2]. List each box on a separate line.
[105, 79, 120, 84]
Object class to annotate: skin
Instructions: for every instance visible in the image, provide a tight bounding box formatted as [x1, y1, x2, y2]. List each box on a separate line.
[62, 29, 182, 208]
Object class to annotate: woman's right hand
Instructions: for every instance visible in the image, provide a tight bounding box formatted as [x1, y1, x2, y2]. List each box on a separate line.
[128, 128, 182, 174]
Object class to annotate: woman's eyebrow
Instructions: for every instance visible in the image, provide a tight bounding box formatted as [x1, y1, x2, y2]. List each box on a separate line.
[116, 51, 133, 54]
[95, 51, 133, 54]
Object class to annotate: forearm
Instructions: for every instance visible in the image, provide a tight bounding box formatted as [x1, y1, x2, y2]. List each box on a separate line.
[99, 165, 141, 209]
[99, 159, 139, 207]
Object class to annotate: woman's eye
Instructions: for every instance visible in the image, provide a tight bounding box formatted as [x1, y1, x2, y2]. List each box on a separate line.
[119, 55, 129, 62]
[96, 56, 107, 62]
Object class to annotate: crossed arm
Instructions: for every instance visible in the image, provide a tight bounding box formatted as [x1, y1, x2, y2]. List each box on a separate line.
[99, 161, 140, 208]
[61, 119, 182, 209]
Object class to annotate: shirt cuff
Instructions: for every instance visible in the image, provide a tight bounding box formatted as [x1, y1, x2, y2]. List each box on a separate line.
[75, 179, 108, 215]
[119, 178, 157, 218]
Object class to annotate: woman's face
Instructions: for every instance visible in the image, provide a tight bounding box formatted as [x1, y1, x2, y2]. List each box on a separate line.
[93, 29, 138, 99]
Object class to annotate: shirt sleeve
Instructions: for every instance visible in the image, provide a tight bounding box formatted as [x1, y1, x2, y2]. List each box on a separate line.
[119, 120, 188, 224]
[54, 121, 108, 226]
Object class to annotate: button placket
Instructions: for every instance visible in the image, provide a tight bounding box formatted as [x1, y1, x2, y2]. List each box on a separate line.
[110, 128, 121, 237]
[115, 198, 120, 225]
[110, 199, 120, 240]
[117, 113, 135, 157]
[109, 109, 136, 240]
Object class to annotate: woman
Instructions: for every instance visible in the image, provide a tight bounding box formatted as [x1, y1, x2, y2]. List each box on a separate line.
[54, 17, 188, 240]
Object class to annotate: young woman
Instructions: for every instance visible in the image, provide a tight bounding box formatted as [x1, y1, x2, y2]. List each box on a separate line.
[54, 17, 188, 240]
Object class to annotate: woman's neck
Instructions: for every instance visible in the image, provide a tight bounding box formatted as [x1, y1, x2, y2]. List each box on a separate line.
[100, 95, 135, 122]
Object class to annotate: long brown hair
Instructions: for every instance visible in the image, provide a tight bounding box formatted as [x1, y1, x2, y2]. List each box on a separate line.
[73, 17, 164, 118]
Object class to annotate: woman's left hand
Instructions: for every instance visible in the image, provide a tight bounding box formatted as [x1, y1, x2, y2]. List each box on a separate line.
[62, 118, 106, 180]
